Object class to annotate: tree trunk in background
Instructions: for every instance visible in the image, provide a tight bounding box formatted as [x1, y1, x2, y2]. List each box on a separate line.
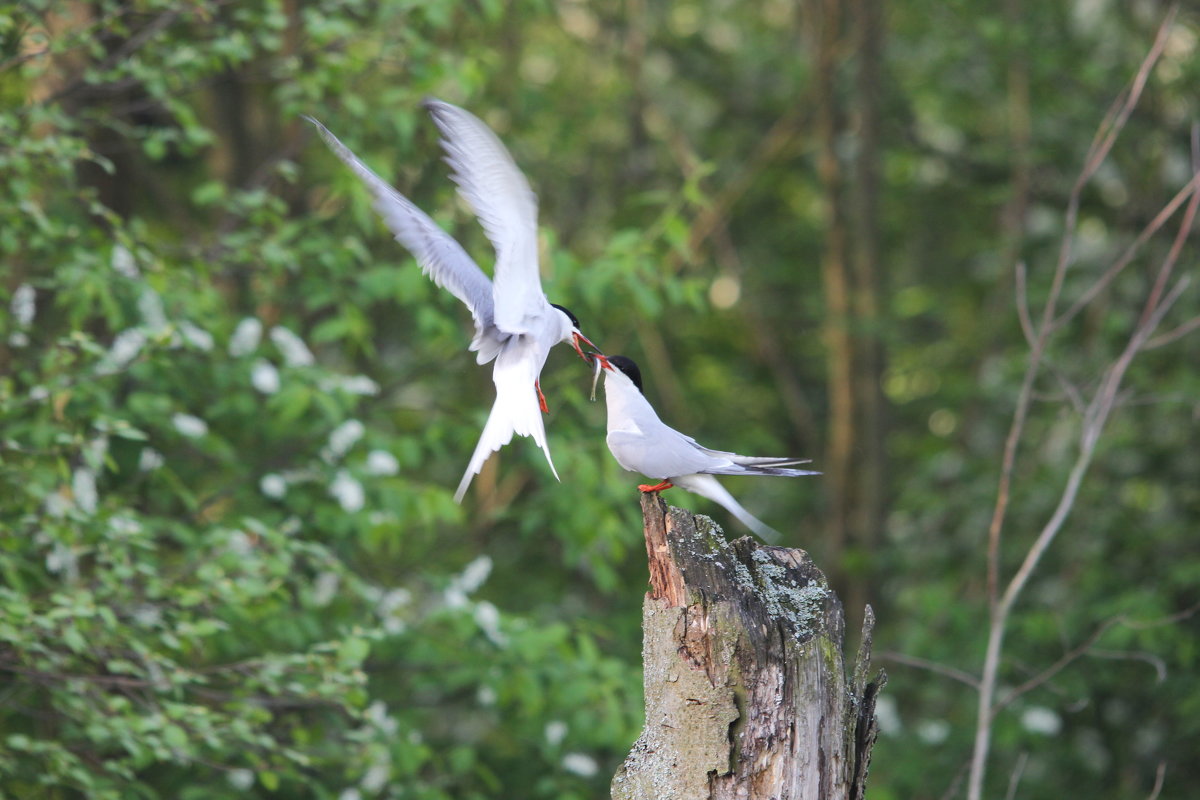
[612, 495, 885, 800]
[810, 0, 887, 629]
[812, 0, 856, 587]
[848, 0, 887, 626]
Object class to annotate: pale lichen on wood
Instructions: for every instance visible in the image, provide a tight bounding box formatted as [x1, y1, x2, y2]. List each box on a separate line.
[612, 494, 885, 800]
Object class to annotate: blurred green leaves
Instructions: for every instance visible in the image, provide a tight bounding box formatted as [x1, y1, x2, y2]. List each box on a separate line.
[2, 1, 1198, 799]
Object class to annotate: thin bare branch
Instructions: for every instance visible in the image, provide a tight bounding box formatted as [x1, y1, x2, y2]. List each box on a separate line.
[1004, 752, 1029, 800]
[878, 651, 980, 690]
[1122, 600, 1200, 629]
[1144, 315, 1200, 349]
[992, 616, 1126, 714]
[1146, 761, 1167, 800]
[967, 10, 1180, 800]
[1044, 5, 1176, 334]
[1050, 169, 1200, 332]
[1014, 261, 1035, 346]
[1087, 648, 1168, 683]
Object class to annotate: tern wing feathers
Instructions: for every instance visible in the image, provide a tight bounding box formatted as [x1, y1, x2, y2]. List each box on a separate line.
[306, 116, 502, 360]
[607, 427, 819, 480]
[423, 98, 546, 335]
[606, 427, 725, 480]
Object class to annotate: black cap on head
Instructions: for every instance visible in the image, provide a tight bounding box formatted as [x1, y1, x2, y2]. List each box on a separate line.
[608, 355, 643, 393]
[550, 303, 580, 329]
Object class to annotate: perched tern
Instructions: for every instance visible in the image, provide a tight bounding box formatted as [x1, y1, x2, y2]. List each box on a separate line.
[305, 100, 604, 503]
[591, 355, 818, 541]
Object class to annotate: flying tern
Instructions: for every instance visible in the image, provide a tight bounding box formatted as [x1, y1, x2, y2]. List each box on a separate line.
[590, 355, 818, 541]
[306, 99, 605, 502]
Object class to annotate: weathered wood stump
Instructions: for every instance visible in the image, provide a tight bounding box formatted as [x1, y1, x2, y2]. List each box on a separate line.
[612, 494, 885, 800]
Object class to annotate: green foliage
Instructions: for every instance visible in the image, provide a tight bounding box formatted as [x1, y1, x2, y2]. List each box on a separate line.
[2, 1, 1198, 799]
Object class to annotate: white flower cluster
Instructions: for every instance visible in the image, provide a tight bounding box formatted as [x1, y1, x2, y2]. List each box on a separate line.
[269, 325, 315, 367]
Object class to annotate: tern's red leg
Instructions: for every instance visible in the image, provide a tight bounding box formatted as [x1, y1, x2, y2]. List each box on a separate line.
[638, 480, 674, 493]
[535, 380, 549, 414]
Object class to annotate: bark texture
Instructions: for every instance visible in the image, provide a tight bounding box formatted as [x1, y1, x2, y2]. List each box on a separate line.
[612, 495, 885, 800]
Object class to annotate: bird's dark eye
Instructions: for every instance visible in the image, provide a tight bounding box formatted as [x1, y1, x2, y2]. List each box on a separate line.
[550, 303, 580, 329]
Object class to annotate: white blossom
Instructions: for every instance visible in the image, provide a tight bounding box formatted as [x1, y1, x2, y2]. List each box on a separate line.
[178, 321, 214, 352]
[916, 719, 950, 745]
[339, 375, 380, 395]
[227, 769, 254, 790]
[8, 332, 29, 347]
[312, 571, 339, 607]
[476, 685, 497, 706]
[338, 790, 363, 800]
[457, 555, 493, 594]
[226, 530, 254, 555]
[131, 604, 162, 627]
[46, 542, 78, 579]
[270, 325, 315, 366]
[329, 470, 365, 512]
[28, 385, 49, 401]
[44, 491, 71, 518]
[108, 515, 142, 536]
[376, 588, 412, 615]
[251, 359, 281, 394]
[377, 588, 411, 634]
[1021, 706, 1062, 736]
[138, 448, 165, 471]
[10, 283, 35, 327]
[365, 449, 399, 476]
[172, 413, 208, 438]
[111, 244, 140, 278]
[364, 701, 398, 735]
[545, 720, 568, 746]
[72, 467, 98, 514]
[327, 419, 365, 458]
[322, 374, 380, 396]
[260, 473, 287, 499]
[443, 586, 469, 610]
[137, 288, 168, 333]
[562, 753, 599, 777]
[85, 436, 109, 470]
[97, 329, 147, 374]
[361, 763, 389, 793]
[873, 695, 901, 735]
[228, 317, 262, 356]
[474, 601, 507, 647]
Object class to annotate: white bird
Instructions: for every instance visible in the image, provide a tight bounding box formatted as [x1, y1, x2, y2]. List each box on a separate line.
[305, 100, 603, 503]
[592, 355, 818, 541]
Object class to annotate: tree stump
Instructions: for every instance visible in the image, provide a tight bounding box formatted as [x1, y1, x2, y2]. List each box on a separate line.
[612, 494, 885, 800]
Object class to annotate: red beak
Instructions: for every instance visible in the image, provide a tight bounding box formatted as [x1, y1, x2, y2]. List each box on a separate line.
[572, 331, 611, 369]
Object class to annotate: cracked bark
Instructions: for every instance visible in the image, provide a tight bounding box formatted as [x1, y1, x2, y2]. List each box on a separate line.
[612, 494, 885, 800]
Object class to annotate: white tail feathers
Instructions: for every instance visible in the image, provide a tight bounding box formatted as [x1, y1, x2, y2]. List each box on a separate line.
[672, 473, 782, 543]
[454, 374, 558, 503]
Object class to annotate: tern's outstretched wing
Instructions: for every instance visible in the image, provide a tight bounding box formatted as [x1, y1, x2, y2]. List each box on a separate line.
[423, 99, 545, 335]
[306, 116, 501, 359]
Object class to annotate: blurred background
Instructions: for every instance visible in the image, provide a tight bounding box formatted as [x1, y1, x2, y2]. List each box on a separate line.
[2, 1, 1198, 798]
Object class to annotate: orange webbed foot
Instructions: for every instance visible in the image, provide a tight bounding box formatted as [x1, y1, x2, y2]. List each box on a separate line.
[638, 480, 674, 493]
[535, 380, 549, 414]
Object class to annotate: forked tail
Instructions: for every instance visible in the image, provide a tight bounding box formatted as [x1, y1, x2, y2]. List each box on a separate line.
[673, 473, 782, 543]
[454, 374, 558, 503]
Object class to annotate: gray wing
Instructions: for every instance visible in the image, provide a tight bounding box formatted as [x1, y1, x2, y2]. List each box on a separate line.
[607, 427, 731, 480]
[609, 429, 819, 479]
[305, 116, 503, 360]
[423, 99, 546, 335]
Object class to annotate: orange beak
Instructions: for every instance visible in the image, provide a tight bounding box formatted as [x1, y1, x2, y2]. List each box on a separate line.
[571, 330, 611, 369]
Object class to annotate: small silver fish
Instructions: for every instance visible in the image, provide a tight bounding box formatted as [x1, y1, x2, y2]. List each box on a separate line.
[590, 355, 603, 402]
